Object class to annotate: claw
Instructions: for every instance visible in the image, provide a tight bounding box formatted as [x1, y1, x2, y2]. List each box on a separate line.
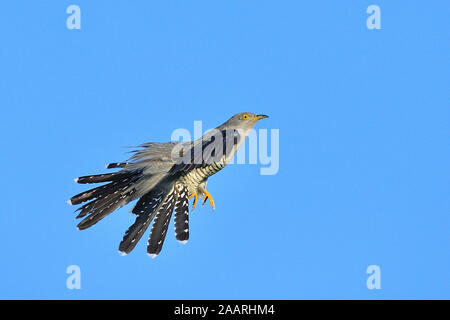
[188, 192, 198, 210]
[201, 189, 215, 210]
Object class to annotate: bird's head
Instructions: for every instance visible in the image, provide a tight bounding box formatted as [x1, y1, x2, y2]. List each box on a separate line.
[223, 112, 269, 131]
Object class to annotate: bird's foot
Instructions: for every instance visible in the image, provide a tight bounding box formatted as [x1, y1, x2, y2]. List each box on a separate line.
[188, 192, 198, 210]
[202, 189, 215, 210]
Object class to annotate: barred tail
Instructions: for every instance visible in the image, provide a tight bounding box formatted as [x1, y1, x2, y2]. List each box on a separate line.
[173, 185, 189, 243]
[119, 183, 188, 257]
[118, 188, 167, 255]
[147, 187, 177, 258]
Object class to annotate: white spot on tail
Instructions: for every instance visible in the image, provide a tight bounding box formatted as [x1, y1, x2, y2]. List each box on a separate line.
[178, 240, 188, 245]
[74, 177, 79, 183]
[67, 199, 73, 205]
[148, 253, 158, 259]
[118, 250, 128, 256]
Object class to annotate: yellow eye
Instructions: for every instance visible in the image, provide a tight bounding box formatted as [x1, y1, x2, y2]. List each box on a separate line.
[242, 114, 250, 120]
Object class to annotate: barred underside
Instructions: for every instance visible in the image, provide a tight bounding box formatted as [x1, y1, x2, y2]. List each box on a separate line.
[178, 158, 227, 194]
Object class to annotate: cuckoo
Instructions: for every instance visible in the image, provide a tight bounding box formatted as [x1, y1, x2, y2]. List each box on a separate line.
[68, 112, 268, 257]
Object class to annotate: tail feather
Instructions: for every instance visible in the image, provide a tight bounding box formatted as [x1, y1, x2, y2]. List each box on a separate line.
[173, 184, 189, 243]
[69, 171, 142, 205]
[75, 201, 95, 219]
[77, 190, 135, 230]
[75, 172, 130, 184]
[118, 189, 166, 255]
[147, 187, 177, 257]
[70, 169, 144, 230]
[70, 181, 120, 205]
[105, 162, 127, 169]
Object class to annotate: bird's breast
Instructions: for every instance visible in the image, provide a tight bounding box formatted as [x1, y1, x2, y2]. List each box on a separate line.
[178, 158, 227, 194]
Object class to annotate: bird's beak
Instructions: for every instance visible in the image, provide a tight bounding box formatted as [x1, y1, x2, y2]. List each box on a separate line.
[253, 114, 269, 121]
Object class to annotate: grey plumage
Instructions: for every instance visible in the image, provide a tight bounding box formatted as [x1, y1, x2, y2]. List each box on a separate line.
[68, 112, 268, 257]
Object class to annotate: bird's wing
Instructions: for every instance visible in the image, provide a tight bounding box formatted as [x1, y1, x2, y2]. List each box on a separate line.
[72, 169, 144, 230]
[70, 142, 177, 232]
[169, 128, 241, 175]
[118, 183, 170, 255]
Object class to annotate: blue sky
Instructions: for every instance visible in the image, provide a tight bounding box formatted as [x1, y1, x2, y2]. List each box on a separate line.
[0, 1, 448, 299]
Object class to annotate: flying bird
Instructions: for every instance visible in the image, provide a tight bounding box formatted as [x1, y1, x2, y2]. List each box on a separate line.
[68, 112, 268, 257]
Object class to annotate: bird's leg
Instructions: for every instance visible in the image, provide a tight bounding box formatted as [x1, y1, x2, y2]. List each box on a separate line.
[201, 189, 215, 210]
[188, 192, 198, 210]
